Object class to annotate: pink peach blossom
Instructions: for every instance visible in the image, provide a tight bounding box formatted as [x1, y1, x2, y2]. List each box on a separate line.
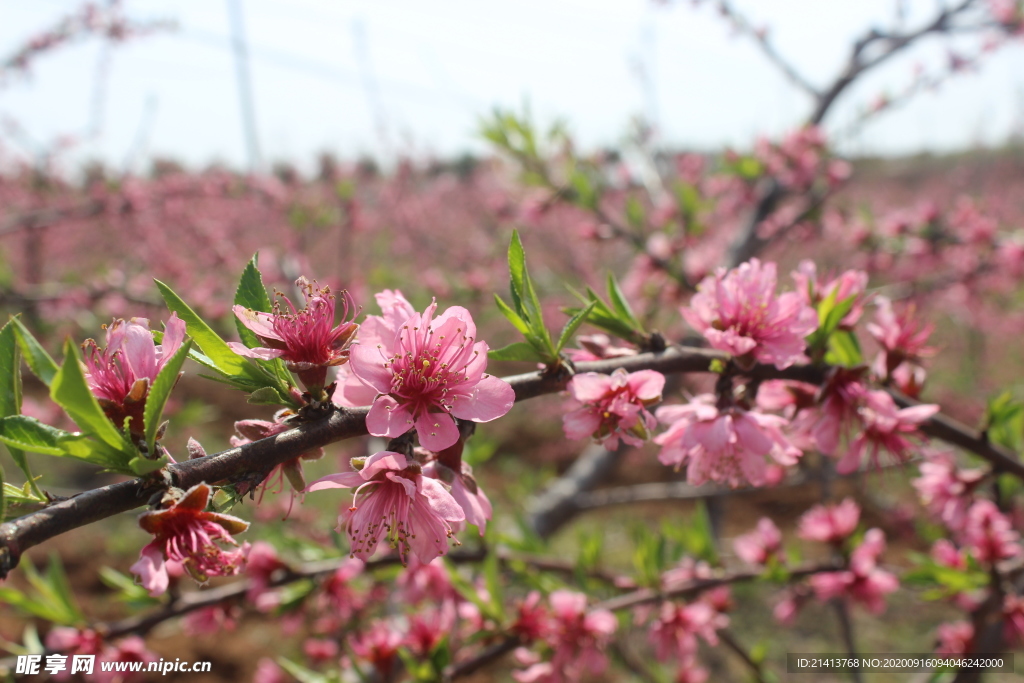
[913, 451, 984, 533]
[82, 314, 186, 439]
[836, 390, 938, 474]
[648, 600, 726, 662]
[307, 451, 465, 564]
[348, 300, 515, 451]
[962, 499, 1021, 564]
[733, 517, 783, 565]
[563, 368, 665, 449]
[798, 498, 860, 544]
[229, 277, 358, 393]
[681, 259, 817, 369]
[423, 460, 492, 535]
[810, 528, 898, 614]
[655, 396, 802, 487]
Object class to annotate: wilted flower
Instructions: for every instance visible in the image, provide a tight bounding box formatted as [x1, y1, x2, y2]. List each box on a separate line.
[348, 300, 515, 451]
[82, 314, 186, 441]
[563, 368, 665, 449]
[229, 277, 358, 394]
[681, 258, 817, 369]
[307, 451, 465, 564]
[230, 410, 324, 504]
[130, 483, 248, 596]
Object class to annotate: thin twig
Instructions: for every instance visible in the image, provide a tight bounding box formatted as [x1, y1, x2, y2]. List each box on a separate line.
[718, 628, 770, 683]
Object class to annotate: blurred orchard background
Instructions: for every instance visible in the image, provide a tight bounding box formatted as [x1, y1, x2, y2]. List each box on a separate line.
[1, 1, 1024, 682]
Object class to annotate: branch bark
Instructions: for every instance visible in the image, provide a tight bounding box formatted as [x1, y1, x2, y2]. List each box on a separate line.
[1, 344, 1020, 578]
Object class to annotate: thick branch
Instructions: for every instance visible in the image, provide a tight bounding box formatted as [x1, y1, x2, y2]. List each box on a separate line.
[1, 344, 1020, 577]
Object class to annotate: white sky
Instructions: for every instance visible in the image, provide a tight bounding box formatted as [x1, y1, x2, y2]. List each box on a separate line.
[2, 0, 1023, 173]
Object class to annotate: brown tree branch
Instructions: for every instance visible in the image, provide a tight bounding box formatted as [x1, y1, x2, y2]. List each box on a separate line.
[1, 345, 1020, 578]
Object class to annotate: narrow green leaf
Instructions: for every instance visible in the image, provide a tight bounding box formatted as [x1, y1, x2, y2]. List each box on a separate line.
[0, 464, 6, 524]
[0, 321, 40, 497]
[50, 339, 130, 456]
[46, 554, 83, 625]
[2, 481, 45, 507]
[9, 317, 58, 386]
[0, 321, 23, 420]
[565, 287, 639, 343]
[143, 339, 191, 457]
[508, 230, 527, 318]
[494, 294, 532, 336]
[155, 280, 265, 383]
[488, 342, 542, 362]
[555, 300, 596, 354]
[606, 273, 644, 332]
[483, 549, 505, 622]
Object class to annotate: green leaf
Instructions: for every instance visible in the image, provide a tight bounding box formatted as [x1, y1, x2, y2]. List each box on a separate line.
[98, 567, 160, 607]
[624, 196, 645, 229]
[569, 169, 598, 210]
[0, 416, 70, 456]
[824, 330, 863, 367]
[50, 339, 131, 456]
[606, 273, 644, 332]
[0, 321, 23, 421]
[0, 320, 40, 497]
[555, 300, 596, 354]
[155, 280, 266, 384]
[494, 294, 532, 336]
[233, 253, 275, 349]
[0, 464, 5, 525]
[821, 294, 857, 336]
[0, 416, 128, 469]
[247, 386, 290, 405]
[143, 339, 192, 457]
[446, 562, 503, 623]
[3, 481, 45, 507]
[9, 317, 58, 387]
[483, 543, 505, 622]
[985, 391, 1024, 452]
[504, 231, 555, 359]
[488, 342, 542, 362]
[0, 556, 83, 626]
[508, 230, 528, 319]
[129, 455, 168, 476]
